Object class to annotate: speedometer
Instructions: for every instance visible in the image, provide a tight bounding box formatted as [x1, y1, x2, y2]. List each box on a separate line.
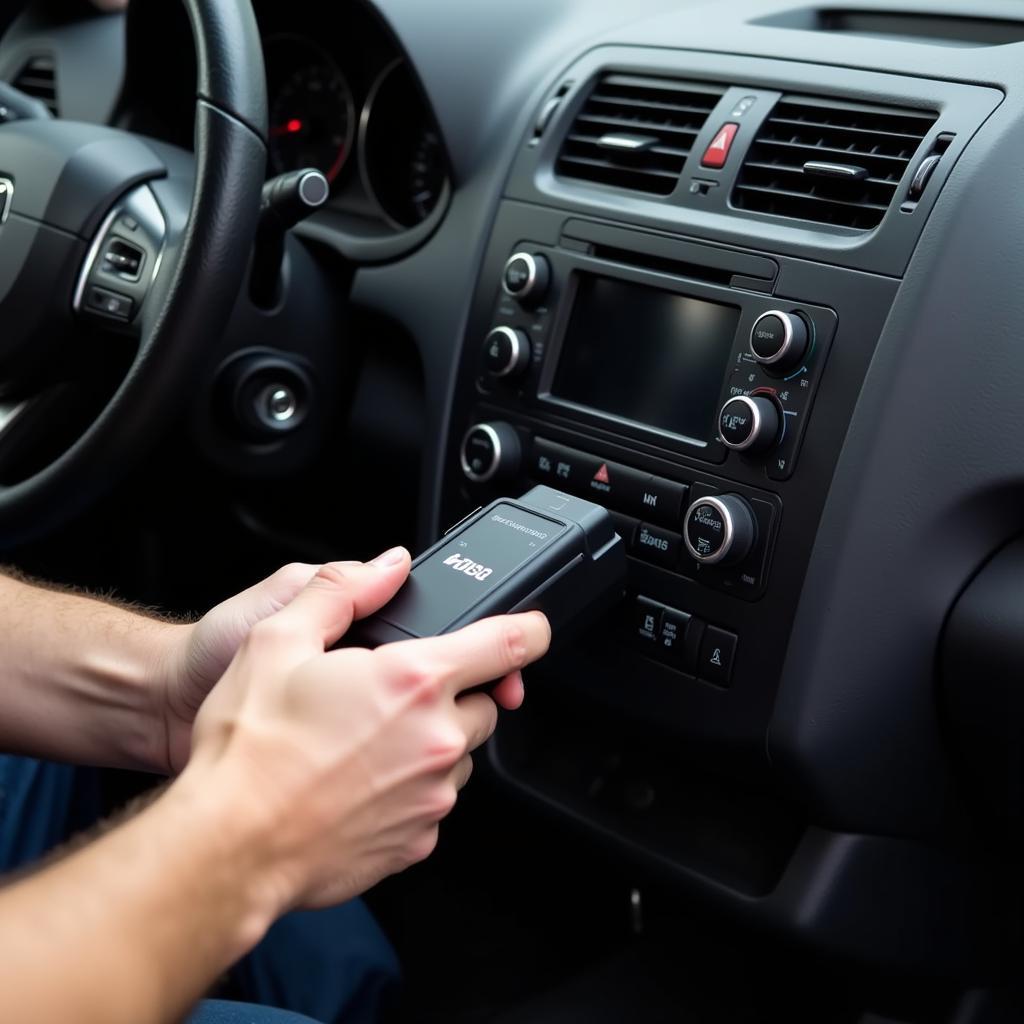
[268, 43, 355, 184]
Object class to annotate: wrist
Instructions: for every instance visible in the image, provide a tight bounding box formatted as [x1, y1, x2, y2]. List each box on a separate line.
[160, 757, 287, 957]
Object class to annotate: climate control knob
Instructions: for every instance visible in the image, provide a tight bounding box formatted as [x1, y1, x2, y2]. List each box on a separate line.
[683, 494, 756, 566]
[483, 326, 531, 379]
[718, 395, 781, 453]
[460, 421, 521, 484]
[502, 251, 550, 306]
[749, 310, 809, 373]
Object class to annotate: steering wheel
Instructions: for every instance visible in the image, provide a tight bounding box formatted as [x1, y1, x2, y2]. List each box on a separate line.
[0, 0, 267, 543]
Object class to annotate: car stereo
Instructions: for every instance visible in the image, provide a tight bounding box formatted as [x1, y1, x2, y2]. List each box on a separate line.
[472, 230, 837, 483]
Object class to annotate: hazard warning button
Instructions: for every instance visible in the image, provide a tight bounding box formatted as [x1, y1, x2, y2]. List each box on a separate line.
[700, 123, 739, 170]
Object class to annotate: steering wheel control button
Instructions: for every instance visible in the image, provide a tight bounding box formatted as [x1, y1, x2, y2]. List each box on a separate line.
[631, 521, 682, 569]
[683, 495, 756, 567]
[749, 311, 810, 372]
[483, 326, 531, 379]
[85, 285, 134, 321]
[632, 597, 663, 647]
[460, 422, 521, 484]
[103, 238, 144, 280]
[719, 395, 781, 453]
[700, 123, 739, 169]
[502, 252, 550, 306]
[698, 627, 738, 687]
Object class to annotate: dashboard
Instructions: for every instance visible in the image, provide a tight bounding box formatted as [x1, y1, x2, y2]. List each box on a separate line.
[1, 0, 1022, 1003]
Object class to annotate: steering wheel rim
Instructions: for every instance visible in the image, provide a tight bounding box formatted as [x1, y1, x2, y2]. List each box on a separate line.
[0, 0, 268, 544]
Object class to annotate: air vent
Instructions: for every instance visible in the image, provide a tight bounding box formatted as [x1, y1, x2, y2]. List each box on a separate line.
[556, 74, 724, 196]
[732, 96, 937, 230]
[11, 55, 57, 116]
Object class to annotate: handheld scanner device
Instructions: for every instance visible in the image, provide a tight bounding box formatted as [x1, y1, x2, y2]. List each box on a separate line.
[349, 485, 626, 648]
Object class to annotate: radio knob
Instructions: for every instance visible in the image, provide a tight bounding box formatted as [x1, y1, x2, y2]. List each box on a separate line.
[749, 311, 810, 372]
[460, 421, 521, 484]
[683, 495, 756, 566]
[502, 251, 550, 306]
[483, 326, 531, 379]
[718, 395, 781, 453]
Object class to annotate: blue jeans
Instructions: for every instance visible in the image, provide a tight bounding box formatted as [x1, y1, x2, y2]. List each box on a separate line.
[0, 757, 400, 1024]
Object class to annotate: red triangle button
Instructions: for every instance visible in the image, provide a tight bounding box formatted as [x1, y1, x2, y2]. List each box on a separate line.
[594, 463, 611, 484]
[701, 123, 739, 169]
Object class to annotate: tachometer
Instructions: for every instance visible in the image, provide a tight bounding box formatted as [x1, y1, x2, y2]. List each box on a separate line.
[268, 44, 355, 184]
[359, 59, 449, 228]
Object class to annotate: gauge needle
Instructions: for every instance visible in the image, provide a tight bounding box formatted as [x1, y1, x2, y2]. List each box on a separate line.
[270, 119, 304, 137]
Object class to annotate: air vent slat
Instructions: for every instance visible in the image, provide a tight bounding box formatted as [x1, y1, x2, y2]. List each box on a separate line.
[565, 136, 693, 162]
[766, 116, 933, 143]
[732, 95, 936, 230]
[742, 161, 896, 187]
[11, 55, 57, 116]
[556, 74, 723, 197]
[753, 138, 909, 167]
[576, 114, 702, 140]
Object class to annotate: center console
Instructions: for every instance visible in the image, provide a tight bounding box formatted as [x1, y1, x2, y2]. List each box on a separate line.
[435, 42, 1000, 927]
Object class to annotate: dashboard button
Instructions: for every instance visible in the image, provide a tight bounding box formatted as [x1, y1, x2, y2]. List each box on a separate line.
[683, 495, 755, 566]
[502, 251, 550, 306]
[483, 326, 531, 379]
[630, 475, 689, 526]
[460, 422, 521, 483]
[749, 311, 809, 372]
[719, 395, 781, 453]
[657, 607, 704, 674]
[529, 439, 592, 492]
[632, 596, 663, 647]
[701, 123, 739, 169]
[584, 458, 645, 507]
[698, 627, 738, 686]
[631, 522, 682, 569]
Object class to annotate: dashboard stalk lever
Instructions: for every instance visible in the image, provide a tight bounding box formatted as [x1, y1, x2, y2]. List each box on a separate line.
[250, 167, 330, 308]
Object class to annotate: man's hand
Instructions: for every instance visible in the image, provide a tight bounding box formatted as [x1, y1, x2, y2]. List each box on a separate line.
[185, 553, 549, 913]
[0, 551, 548, 1024]
[158, 560, 320, 773]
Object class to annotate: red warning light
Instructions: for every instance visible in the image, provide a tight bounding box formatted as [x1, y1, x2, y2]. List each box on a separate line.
[594, 463, 610, 484]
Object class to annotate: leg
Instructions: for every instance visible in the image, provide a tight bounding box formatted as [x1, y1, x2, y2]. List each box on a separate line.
[231, 902, 401, 1024]
[0, 755, 102, 873]
[187, 1000, 323, 1023]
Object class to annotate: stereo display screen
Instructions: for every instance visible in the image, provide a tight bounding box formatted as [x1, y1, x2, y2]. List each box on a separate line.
[551, 275, 739, 443]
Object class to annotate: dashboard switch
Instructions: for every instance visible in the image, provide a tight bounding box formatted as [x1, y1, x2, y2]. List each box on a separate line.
[502, 252, 550, 306]
[632, 521, 682, 569]
[460, 422, 521, 484]
[698, 627, 738, 687]
[483, 326, 531, 379]
[632, 596, 663, 647]
[750, 310, 810, 372]
[719, 395, 781, 453]
[701, 123, 739, 169]
[683, 495, 755, 566]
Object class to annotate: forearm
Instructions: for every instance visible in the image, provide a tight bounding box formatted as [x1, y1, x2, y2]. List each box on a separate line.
[0, 764, 278, 1024]
[0, 571, 185, 771]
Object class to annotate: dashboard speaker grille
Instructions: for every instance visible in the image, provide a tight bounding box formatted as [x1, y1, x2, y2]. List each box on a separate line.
[556, 74, 724, 196]
[732, 96, 937, 230]
[11, 54, 58, 116]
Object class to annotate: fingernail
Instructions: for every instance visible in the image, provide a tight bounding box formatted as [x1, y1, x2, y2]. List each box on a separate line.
[372, 546, 408, 567]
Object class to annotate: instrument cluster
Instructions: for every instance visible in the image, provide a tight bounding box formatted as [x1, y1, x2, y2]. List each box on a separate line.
[264, 31, 449, 230]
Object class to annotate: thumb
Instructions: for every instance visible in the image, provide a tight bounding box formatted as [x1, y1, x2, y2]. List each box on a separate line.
[267, 546, 411, 655]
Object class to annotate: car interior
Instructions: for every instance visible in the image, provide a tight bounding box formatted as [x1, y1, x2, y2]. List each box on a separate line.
[0, 0, 1021, 1020]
